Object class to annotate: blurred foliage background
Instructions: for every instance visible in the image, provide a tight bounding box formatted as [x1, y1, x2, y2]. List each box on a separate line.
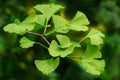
[0, 0, 120, 80]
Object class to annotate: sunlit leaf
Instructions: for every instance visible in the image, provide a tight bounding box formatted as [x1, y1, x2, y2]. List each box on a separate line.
[34, 4, 64, 21]
[48, 40, 61, 57]
[36, 15, 46, 26]
[20, 37, 35, 48]
[3, 23, 35, 35]
[22, 12, 37, 23]
[48, 35, 80, 57]
[53, 15, 69, 33]
[68, 11, 89, 31]
[35, 58, 60, 74]
[49, 40, 78, 57]
[56, 35, 72, 48]
[86, 29, 105, 45]
[53, 11, 89, 33]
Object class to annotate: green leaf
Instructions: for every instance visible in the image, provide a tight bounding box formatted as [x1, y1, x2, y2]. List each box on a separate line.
[3, 23, 35, 35]
[79, 44, 105, 75]
[56, 35, 72, 48]
[68, 11, 89, 31]
[22, 12, 37, 23]
[14, 18, 21, 24]
[82, 44, 102, 59]
[34, 4, 64, 21]
[48, 40, 61, 57]
[48, 35, 80, 57]
[36, 15, 46, 26]
[53, 11, 89, 33]
[35, 58, 60, 74]
[53, 15, 69, 33]
[80, 59, 105, 75]
[20, 37, 35, 48]
[48, 40, 77, 57]
[86, 29, 105, 45]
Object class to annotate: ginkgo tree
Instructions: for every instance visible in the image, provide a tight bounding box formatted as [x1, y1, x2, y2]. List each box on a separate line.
[3, 3, 105, 75]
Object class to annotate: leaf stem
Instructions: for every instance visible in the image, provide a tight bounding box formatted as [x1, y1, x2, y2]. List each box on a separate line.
[43, 19, 49, 34]
[35, 42, 48, 49]
[78, 37, 86, 43]
[26, 30, 50, 45]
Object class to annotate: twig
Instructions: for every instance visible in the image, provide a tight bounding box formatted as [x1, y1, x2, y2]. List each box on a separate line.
[26, 30, 50, 45]
[35, 42, 48, 49]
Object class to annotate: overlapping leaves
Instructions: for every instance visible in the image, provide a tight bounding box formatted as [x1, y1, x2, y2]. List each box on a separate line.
[3, 4, 105, 75]
[53, 11, 89, 33]
[48, 35, 80, 57]
[34, 4, 64, 21]
[3, 13, 46, 35]
[79, 44, 105, 75]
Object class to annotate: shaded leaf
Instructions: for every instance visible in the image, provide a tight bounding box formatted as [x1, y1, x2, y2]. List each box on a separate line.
[35, 58, 60, 74]
[80, 59, 105, 75]
[79, 44, 105, 75]
[83, 44, 102, 59]
[20, 37, 35, 48]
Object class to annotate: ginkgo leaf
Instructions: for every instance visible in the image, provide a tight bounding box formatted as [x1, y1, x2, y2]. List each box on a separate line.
[20, 37, 35, 48]
[14, 18, 21, 24]
[86, 29, 105, 45]
[36, 15, 46, 26]
[83, 44, 102, 59]
[48, 40, 61, 57]
[48, 35, 80, 57]
[79, 44, 105, 75]
[80, 59, 105, 75]
[22, 12, 37, 23]
[56, 35, 72, 48]
[34, 4, 64, 21]
[52, 15, 69, 33]
[53, 11, 89, 33]
[35, 58, 60, 74]
[3, 23, 35, 35]
[68, 11, 89, 31]
[48, 40, 77, 57]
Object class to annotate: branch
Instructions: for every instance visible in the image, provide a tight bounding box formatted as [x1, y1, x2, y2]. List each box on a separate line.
[26, 30, 50, 45]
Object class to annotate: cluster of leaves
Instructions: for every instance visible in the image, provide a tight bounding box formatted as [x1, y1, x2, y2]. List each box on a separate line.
[3, 4, 105, 75]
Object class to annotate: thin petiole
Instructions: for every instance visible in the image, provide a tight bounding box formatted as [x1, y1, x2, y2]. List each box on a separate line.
[26, 30, 50, 45]
[78, 37, 86, 43]
[35, 42, 48, 49]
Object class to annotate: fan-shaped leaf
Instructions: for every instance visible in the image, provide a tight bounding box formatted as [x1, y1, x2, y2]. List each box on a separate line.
[34, 4, 64, 21]
[68, 11, 89, 31]
[79, 44, 105, 75]
[20, 37, 35, 48]
[86, 29, 105, 45]
[35, 58, 60, 74]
